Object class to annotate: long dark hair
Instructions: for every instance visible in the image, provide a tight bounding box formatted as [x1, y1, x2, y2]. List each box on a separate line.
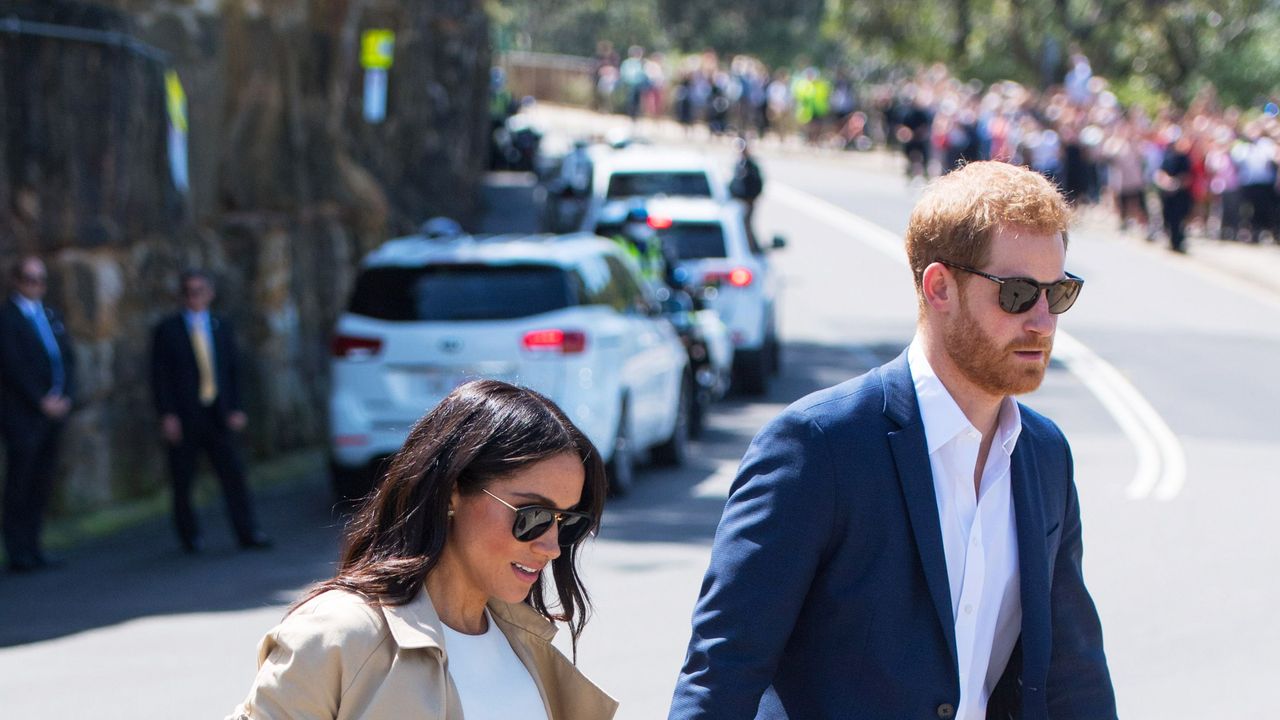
[297, 379, 608, 650]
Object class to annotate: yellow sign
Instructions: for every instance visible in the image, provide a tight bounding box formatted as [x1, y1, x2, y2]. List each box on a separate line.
[164, 70, 187, 132]
[360, 29, 395, 70]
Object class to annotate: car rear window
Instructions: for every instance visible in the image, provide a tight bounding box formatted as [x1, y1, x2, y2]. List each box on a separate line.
[348, 264, 574, 321]
[606, 171, 712, 199]
[657, 222, 728, 259]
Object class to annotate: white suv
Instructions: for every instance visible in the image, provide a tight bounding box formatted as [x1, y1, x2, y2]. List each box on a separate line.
[580, 146, 729, 230]
[642, 197, 785, 394]
[329, 231, 690, 498]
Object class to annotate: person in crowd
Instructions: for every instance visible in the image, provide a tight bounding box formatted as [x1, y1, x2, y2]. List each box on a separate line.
[1103, 124, 1152, 234]
[1156, 128, 1195, 253]
[619, 45, 648, 121]
[669, 162, 1115, 720]
[900, 87, 935, 179]
[729, 136, 764, 230]
[1205, 125, 1242, 241]
[591, 40, 618, 113]
[1234, 120, 1278, 243]
[227, 380, 616, 720]
[673, 72, 696, 133]
[0, 256, 75, 573]
[151, 269, 270, 554]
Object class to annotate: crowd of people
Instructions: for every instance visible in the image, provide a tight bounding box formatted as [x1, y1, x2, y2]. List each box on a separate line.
[590, 43, 1280, 254]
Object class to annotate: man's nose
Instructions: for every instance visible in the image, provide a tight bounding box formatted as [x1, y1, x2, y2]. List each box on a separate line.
[1024, 292, 1057, 335]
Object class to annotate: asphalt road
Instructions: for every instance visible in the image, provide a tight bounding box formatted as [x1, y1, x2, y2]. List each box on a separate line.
[2, 110, 1278, 718]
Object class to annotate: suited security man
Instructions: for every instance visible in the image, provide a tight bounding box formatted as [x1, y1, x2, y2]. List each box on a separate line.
[670, 162, 1116, 720]
[0, 256, 75, 573]
[151, 270, 269, 553]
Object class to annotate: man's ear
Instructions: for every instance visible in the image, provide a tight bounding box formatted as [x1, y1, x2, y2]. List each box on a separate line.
[920, 262, 956, 313]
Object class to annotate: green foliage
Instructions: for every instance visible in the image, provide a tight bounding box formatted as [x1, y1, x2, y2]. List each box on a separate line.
[1110, 74, 1172, 118]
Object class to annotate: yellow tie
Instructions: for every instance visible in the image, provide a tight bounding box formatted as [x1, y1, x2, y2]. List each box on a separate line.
[189, 323, 217, 405]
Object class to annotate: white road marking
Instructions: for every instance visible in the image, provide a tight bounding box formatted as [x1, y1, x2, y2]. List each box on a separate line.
[768, 182, 1188, 501]
[1052, 334, 1187, 501]
[692, 459, 743, 498]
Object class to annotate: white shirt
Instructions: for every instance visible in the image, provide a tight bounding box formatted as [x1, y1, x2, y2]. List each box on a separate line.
[908, 339, 1022, 720]
[441, 609, 549, 720]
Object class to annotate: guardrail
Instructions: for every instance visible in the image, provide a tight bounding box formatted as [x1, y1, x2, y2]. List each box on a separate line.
[497, 51, 595, 107]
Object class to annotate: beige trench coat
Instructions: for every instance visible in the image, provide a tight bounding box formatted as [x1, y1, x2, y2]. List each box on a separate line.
[227, 589, 618, 720]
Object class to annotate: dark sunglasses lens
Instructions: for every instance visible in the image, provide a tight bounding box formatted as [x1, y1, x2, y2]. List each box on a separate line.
[512, 508, 556, 541]
[556, 514, 592, 545]
[999, 280, 1042, 313]
[1046, 279, 1082, 314]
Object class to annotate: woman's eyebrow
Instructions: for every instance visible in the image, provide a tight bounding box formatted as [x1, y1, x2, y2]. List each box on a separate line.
[508, 491, 572, 508]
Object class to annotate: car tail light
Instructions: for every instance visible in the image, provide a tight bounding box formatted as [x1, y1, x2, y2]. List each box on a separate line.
[647, 216, 674, 229]
[332, 334, 383, 358]
[705, 268, 754, 288]
[523, 329, 587, 354]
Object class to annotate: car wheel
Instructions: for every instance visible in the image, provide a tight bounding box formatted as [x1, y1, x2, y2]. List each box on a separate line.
[734, 348, 767, 396]
[653, 375, 691, 467]
[606, 399, 635, 497]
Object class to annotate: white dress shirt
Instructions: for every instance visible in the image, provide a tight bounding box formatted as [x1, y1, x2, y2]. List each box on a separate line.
[909, 339, 1023, 720]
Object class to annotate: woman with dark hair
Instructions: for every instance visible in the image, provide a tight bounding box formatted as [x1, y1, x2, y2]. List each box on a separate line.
[228, 380, 617, 720]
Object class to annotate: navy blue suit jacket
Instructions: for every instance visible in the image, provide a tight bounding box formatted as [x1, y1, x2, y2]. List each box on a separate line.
[670, 351, 1116, 719]
[150, 313, 244, 424]
[0, 298, 76, 433]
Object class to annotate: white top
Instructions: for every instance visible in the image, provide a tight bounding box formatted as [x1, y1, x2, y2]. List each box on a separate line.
[441, 610, 550, 720]
[909, 339, 1023, 720]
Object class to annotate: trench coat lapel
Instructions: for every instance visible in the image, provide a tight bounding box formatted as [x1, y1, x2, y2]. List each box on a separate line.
[380, 591, 464, 718]
[489, 600, 619, 720]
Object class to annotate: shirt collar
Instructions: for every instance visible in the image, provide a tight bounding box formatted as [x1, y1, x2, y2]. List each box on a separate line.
[907, 337, 1022, 456]
[12, 294, 40, 317]
[182, 309, 209, 328]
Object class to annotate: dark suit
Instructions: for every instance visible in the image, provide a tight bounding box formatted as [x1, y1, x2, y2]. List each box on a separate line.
[670, 351, 1116, 720]
[151, 312, 260, 549]
[0, 297, 76, 569]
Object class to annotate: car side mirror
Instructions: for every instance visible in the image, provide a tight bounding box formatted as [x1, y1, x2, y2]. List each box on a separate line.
[771, 235, 787, 250]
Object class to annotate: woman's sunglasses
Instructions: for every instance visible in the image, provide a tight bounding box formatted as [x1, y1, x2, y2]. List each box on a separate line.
[939, 260, 1084, 315]
[482, 489, 594, 546]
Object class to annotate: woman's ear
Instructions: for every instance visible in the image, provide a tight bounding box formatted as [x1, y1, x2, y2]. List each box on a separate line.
[921, 262, 956, 313]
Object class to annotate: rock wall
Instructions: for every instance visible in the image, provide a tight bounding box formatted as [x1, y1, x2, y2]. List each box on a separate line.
[0, 0, 491, 511]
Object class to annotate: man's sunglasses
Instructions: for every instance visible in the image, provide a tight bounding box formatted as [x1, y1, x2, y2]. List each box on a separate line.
[939, 260, 1084, 315]
[482, 489, 595, 546]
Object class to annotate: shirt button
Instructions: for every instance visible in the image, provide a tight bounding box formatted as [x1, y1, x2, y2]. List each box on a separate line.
[964, 604, 974, 615]
[937, 703, 956, 719]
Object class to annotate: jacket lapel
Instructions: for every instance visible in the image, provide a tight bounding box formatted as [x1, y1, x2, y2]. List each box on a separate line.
[881, 351, 958, 668]
[489, 600, 619, 720]
[1009, 432, 1051, 689]
[380, 591, 464, 718]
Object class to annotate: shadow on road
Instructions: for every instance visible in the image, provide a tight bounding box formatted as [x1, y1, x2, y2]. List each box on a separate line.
[0, 338, 911, 647]
[0, 474, 346, 648]
[597, 338, 908, 546]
